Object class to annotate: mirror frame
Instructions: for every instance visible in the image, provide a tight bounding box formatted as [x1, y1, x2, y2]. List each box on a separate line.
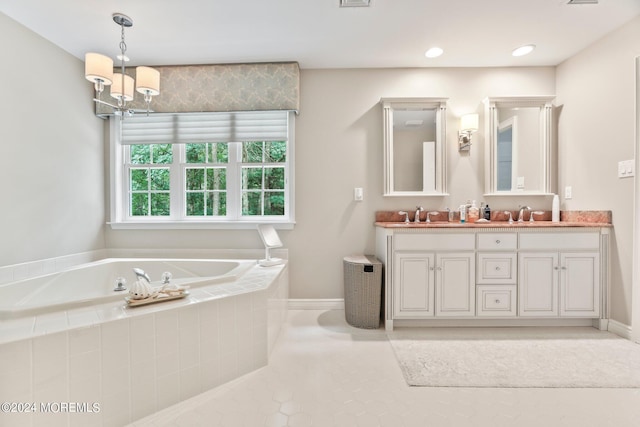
[381, 97, 448, 196]
[484, 96, 556, 196]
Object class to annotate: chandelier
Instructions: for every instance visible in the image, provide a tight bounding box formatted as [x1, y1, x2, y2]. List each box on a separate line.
[84, 13, 160, 116]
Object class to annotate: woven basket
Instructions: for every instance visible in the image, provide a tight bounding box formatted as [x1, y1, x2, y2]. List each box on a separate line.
[343, 255, 382, 329]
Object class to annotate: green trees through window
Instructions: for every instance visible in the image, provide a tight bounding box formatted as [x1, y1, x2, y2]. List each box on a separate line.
[241, 141, 286, 216]
[127, 141, 287, 219]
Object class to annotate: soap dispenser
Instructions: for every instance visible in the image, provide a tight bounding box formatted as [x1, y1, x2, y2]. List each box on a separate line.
[468, 200, 480, 223]
[484, 204, 491, 221]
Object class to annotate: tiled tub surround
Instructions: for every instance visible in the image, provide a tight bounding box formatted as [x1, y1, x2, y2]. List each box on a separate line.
[0, 250, 288, 427]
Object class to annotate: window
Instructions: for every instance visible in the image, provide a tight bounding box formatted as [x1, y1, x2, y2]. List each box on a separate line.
[109, 111, 295, 228]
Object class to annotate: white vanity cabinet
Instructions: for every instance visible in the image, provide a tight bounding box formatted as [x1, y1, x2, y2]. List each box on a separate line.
[375, 225, 609, 331]
[519, 232, 601, 318]
[392, 233, 475, 319]
[476, 232, 518, 317]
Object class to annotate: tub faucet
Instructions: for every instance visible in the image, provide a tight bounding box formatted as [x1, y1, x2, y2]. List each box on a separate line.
[133, 268, 151, 283]
[415, 206, 424, 223]
[518, 206, 531, 222]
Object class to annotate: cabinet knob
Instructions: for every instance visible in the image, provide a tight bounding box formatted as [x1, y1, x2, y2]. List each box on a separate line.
[429, 267, 434, 271]
[495, 239, 501, 244]
[561, 266, 567, 270]
[495, 266, 501, 271]
[554, 266, 559, 270]
[495, 299, 501, 304]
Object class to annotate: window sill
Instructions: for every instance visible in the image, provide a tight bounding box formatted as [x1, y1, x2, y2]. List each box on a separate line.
[107, 220, 295, 230]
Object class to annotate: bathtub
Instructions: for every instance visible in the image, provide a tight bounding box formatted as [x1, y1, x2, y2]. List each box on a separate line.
[0, 258, 256, 319]
[0, 252, 288, 425]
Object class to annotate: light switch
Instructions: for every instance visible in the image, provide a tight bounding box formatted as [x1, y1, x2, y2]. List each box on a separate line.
[565, 186, 572, 200]
[618, 160, 635, 178]
[354, 187, 363, 201]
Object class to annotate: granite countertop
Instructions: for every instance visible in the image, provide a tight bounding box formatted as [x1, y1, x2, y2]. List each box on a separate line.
[375, 210, 612, 229]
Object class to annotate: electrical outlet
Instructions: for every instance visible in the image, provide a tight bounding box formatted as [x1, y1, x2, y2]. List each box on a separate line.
[565, 186, 572, 200]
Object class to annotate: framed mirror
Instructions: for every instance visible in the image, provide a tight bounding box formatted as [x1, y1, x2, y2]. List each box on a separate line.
[484, 96, 555, 195]
[381, 98, 448, 196]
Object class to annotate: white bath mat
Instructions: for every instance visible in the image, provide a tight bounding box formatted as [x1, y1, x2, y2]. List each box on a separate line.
[387, 327, 640, 388]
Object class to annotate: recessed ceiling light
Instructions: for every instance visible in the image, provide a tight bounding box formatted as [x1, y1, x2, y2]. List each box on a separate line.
[512, 44, 536, 57]
[425, 47, 444, 58]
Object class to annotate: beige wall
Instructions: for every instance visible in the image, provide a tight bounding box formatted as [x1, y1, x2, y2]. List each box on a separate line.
[106, 67, 555, 300]
[0, 13, 106, 266]
[556, 15, 640, 325]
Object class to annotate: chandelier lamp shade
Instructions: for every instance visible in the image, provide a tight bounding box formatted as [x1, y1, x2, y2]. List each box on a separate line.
[84, 13, 160, 116]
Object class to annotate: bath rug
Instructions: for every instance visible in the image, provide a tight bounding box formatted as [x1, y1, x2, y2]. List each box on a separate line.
[387, 327, 640, 387]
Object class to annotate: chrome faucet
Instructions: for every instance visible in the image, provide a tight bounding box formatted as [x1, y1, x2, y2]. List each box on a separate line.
[133, 268, 151, 283]
[414, 206, 424, 223]
[398, 211, 410, 223]
[504, 211, 514, 224]
[517, 206, 531, 222]
[426, 211, 440, 223]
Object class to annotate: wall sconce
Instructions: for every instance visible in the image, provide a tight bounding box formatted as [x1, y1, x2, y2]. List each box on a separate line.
[458, 113, 479, 152]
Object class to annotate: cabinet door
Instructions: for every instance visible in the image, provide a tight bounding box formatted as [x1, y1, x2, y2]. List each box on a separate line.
[518, 252, 558, 317]
[435, 252, 475, 317]
[393, 252, 435, 318]
[560, 252, 600, 317]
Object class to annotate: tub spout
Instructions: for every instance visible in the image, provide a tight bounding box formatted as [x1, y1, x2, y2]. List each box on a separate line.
[133, 268, 151, 283]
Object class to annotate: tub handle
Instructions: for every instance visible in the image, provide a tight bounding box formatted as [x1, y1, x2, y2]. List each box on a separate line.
[114, 277, 127, 292]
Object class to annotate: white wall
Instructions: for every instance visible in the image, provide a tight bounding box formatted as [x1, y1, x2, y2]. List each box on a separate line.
[0, 13, 106, 266]
[556, 15, 640, 326]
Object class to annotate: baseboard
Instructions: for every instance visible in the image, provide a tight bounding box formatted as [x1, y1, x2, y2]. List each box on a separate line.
[288, 299, 345, 310]
[608, 319, 632, 339]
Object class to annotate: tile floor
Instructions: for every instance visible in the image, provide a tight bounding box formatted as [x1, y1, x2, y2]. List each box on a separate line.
[129, 310, 640, 427]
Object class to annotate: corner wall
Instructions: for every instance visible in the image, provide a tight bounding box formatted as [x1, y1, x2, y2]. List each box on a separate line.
[556, 15, 640, 326]
[0, 13, 106, 267]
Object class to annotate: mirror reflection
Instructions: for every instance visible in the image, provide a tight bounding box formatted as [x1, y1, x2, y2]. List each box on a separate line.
[485, 96, 555, 195]
[381, 98, 448, 196]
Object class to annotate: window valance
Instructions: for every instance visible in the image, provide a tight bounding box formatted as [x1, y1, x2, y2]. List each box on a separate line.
[96, 62, 299, 116]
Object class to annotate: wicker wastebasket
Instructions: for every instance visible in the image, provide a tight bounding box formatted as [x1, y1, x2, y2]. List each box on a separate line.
[343, 255, 382, 329]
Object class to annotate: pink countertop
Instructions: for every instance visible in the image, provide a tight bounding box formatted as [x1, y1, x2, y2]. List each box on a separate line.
[375, 210, 612, 229]
[375, 221, 611, 229]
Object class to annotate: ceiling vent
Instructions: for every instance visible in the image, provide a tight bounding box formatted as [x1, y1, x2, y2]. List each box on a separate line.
[340, 0, 371, 7]
[567, 0, 598, 4]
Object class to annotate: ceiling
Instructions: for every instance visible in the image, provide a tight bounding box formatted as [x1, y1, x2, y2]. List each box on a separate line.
[1, 0, 639, 69]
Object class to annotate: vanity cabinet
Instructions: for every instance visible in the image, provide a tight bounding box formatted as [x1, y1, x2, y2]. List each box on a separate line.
[392, 233, 475, 318]
[376, 226, 609, 331]
[518, 231, 600, 318]
[476, 232, 518, 317]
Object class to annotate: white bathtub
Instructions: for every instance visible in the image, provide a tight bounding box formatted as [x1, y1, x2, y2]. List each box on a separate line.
[0, 258, 256, 319]
[0, 251, 288, 425]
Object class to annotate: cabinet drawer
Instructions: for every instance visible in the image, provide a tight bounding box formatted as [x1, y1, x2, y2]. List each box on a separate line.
[519, 232, 600, 250]
[476, 285, 517, 317]
[477, 253, 517, 284]
[477, 233, 517, 250]
[394, 233, 475, 251]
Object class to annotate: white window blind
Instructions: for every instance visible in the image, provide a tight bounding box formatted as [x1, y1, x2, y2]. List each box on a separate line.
[120, 111, 290, 145]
